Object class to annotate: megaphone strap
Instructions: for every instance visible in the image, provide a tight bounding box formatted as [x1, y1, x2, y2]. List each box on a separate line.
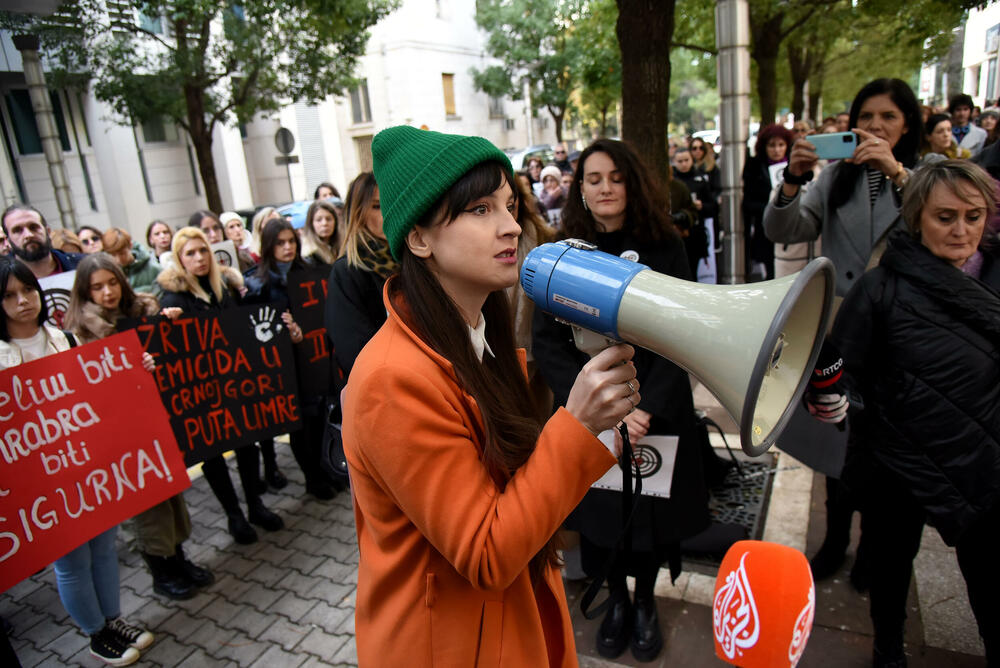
[580, 422, 644, 620]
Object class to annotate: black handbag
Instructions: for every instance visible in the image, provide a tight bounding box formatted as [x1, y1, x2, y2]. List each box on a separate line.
[320, 403, 350, 485]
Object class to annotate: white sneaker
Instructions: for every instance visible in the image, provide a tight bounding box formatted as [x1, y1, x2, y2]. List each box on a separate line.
[106, 616, 155, 650]
[90, 626, 140, 666]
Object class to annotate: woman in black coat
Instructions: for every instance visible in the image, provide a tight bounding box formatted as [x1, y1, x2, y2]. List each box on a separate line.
[157, 226, 285, 544]
[243, 220, 340, 500]
[325, 172, 396, 383]
[532, 139, 710, 662]
[833, 160, 1000, 666]
[741, 123, 795, 280]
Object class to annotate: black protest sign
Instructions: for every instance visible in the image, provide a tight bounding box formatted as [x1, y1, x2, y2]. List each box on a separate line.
[126, 304, 302, 466]
[287, 266, 341, 399]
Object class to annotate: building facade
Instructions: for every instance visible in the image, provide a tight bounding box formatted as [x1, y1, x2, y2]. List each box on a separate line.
[0, 0, 556, 240]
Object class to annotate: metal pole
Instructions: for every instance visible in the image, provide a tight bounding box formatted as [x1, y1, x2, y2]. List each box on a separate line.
[524, 79, 535, 147]
[13, 34, 76, 229]
[715, 0, 750, 284]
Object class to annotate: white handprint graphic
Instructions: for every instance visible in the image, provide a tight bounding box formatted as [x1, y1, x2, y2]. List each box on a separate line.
[249, 306, 284, 342]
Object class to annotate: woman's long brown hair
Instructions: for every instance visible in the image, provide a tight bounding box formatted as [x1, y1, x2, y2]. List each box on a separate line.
[391, 161, 559, 581]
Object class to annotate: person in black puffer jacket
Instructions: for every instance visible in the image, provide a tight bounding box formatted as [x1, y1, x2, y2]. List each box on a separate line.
[833, 160, 1000, 667]
[244, 219, 340, 500]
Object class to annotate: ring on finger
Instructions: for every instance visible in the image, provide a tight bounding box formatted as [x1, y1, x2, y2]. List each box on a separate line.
[626, 379, 637, 395]
[626, 392, 637, 409]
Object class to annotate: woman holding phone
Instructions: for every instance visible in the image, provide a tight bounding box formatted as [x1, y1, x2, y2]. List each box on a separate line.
[342, 126, 636, 666]
[764, 78, 924, 585]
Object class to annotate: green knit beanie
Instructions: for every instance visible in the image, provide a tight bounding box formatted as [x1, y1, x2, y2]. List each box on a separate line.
[372, 125, 513, 261]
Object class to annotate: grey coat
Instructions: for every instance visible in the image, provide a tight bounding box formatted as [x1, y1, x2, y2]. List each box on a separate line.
[762, 163, 907, 296]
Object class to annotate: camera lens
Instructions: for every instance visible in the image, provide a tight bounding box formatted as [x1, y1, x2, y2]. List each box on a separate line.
[843, 135, 851, 142]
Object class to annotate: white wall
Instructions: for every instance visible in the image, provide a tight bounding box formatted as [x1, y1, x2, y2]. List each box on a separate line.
[963, 3, 1000, 105]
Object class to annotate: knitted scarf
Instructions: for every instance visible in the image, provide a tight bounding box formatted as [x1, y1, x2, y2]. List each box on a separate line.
[356, 237, 399, 280]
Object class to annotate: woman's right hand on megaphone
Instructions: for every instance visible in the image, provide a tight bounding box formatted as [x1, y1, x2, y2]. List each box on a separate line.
[566, 343, 640, 437]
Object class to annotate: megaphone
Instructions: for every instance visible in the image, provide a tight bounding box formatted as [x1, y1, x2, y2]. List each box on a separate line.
[521, 240, 835, 456]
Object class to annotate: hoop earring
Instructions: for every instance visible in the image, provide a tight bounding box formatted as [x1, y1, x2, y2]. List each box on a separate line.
[581, 193, 589, 211]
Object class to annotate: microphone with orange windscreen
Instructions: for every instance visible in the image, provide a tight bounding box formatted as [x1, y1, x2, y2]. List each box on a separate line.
[713, 540, 816, 667]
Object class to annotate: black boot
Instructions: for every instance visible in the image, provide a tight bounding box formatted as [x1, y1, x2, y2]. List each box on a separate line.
[596, 590, 631, 658]
[228, 511, 258, 544]
[810, 475, 853, 580]
[247, 499, 284, 531]
[630, 594, 663, 662]
[141, 553, 195, 600]
[260, 439, 288, 490]
[306, 475, 336, 500]
[170, 544, 214, 588]
[203, 455, 257, 544]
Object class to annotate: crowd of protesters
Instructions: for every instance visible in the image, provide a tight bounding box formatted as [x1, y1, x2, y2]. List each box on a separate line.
[1, 79, 998, 668]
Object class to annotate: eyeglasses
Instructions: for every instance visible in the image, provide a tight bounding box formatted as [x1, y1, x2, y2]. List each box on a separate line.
[691, 146, 705, 152]
[555, 151, 566, 156]
[81, 236, 101, 245]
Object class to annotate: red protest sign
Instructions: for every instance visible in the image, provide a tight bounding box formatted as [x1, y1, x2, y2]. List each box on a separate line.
[0, 330, 190, 593]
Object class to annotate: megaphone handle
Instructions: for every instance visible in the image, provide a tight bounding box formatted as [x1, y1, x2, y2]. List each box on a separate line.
[570, 324, 621, 357]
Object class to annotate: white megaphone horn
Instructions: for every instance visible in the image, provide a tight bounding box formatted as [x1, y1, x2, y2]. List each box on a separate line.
[521, 240, 835, 456]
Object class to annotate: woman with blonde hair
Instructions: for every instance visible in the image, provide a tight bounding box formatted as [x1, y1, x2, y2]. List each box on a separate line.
[157, 227, 284, 543]
[250, 206, 281, 257]
[301, 199, 341, 266]
[325, 172, 393, 380]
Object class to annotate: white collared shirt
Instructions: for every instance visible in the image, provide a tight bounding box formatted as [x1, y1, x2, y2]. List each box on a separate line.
[468, 312, 494, 363]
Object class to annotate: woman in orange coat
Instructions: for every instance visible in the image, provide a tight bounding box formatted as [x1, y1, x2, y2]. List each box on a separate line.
[341, 126, 640, 666]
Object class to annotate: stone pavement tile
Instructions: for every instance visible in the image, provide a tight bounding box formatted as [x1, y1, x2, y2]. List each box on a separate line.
[311, 559, 356, 584]
[225, 604, 277, 639]
[334, 609, 354, 635]
[177, 647, 238, 667]
[229, 580, 285, 612]
[213, 628, 271, 666]
[34, 653, 78, 668]
[22, 582, 71, 625]
[134, 596, 177, 630]
[267, 591, 318, 622]
[168, 589, 221, 615]
[219, 553, 260, 579]
[328, 634, 358, 666]
[288, 533, 330, 556]
[196, 594, 245, 627]
[275, 571, 324, 598]
[317, 521, 356, 544]
[296, 627, 349, 660]
[1, 606, 49, 638]
[11, 642, 57, 667]
[17, 609, 72, 649]
[41, 627, 88, 661]
[255, 524, 298, 548]
[245, 561, 289, 587]
[299, 654, 345, 668]
[249, 542, 295, 567]
[320, 538, 359, 563]
[141, 632, 198, 665]
[207, 573, 255, 602]
[3, 575, 46, 602]
[298, 601, 352, 634]
[286, 551, 326, 576]
[913, 529, 984, 656]
[249, 643, 307, 668]
[158, 608, 208, 640]
[186, 617, 239, 658]
[118, 582, 148, 616]
[287, 513, 328, 535]
[257, 617, 312, 651]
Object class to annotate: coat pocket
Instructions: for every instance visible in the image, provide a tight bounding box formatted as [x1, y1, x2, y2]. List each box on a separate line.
[475, 600, 503, 668]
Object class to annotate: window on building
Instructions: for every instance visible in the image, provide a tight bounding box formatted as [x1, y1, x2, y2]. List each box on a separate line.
[141, 116, 179, 143]
[488, 95, 504, 119]
[355, 135, 373, 172]
[138, 11, 162, 34]
[4, 89, 71, 155]
[988, 59, 998, 102]
[442, 73, 456, 116]
[350, 80, 372, 125]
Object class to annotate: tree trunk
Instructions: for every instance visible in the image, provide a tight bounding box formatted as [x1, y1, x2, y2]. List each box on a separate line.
[183, 84, 223, 213]
[751, 13, 785, 126]
[550, 106, 565, 143]
[809, 65, 825, 123]
[616, 0, 674, 185]
[600, 104, 609, 137]
[788, 44, 809, 120]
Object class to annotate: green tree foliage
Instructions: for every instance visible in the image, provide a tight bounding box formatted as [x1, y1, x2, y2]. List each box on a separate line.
[472, 0, 583, 142]
[572, 0, 620, 138]
[2, 0, 395, 212]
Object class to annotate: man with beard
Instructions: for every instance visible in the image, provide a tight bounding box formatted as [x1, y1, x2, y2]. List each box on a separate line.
[1, 204, 82, 277]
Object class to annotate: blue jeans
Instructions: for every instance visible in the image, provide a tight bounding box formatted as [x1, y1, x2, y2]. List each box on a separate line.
[53, 526, 121, 635]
